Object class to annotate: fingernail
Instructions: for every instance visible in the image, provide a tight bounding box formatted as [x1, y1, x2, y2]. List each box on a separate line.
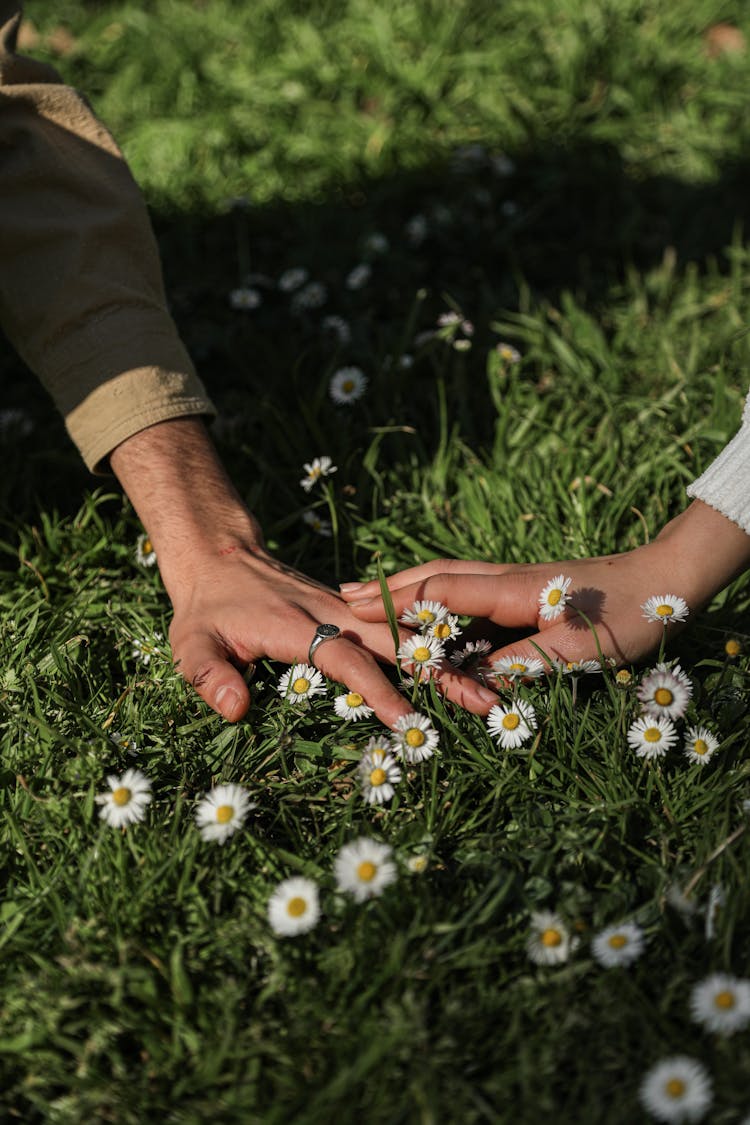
[339, 582, 365, 594]
[216, 685, 241, 717]
[477, 686, 499, 704]
[347, 597, 373, 607]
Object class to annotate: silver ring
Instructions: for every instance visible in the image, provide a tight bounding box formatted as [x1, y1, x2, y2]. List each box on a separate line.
[308, 623, 342, 665]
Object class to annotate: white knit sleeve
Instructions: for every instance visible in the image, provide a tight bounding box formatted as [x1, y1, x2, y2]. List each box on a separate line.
[686, 395, 750, 535]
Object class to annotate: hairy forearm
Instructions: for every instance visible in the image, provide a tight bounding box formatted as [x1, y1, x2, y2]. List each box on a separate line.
[109, 418, 264, 595]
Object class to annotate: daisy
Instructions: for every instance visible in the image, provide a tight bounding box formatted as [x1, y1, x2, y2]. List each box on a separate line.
[689, 974, 750, 1035]
[557, 659, 601, 676]
[496, 342, 521, 364]
[300, 455, 337, 492]
[329, 366, 367, 405]
[684, 725, 720, 766]
[131, 634, 163, 666]
[333, 691, 374, 721]
[109, 730, 139, 756]
[290, 281, 327, 314]
[96, 769, 152, 828]
[591, 921, 646, 968]
[345, 263, 371, 290]
[334, 838, 397, 902]
[267, 876, 320, 937]
[277, 267, 309, 292]
[358, 748, 401, 805]
[396, 634, 445, 675]
[229, 287, 261, 310]
[641, 594, 690, 625]
[400, 600, 449, 629]
[486, 699, 538, 749]
[302, 510, 333, 537]
[538, 575, 572, 621]
[639, 1057, 713, 1123]
[424, 614, 462, 643]
[725, 637, 742, 657]
[406, 853, 430, 874]
[615, 668, 633, 686]
[527, 911, 573, 966]
[627, 715, 679, 760]
[195, 782, 255, 844]
[135, 533, 157, 567]
[277, 663, 327, 703]
[449, 639, 493, 668]
[492, 654, 545, 681]
[391, 712, 439, 763]
[637, 663, 693, 720]
[321, 315, 351, 345]
[362, 734, 393, 759]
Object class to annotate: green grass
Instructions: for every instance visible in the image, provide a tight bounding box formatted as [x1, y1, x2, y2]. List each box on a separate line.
[3, 1, 750, 1121]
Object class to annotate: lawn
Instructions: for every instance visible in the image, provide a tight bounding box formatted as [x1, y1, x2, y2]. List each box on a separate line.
[1, 1, 750, 1121]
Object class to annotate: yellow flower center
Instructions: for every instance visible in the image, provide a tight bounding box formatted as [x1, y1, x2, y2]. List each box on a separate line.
[405, 729, 426, 748]
[665, 1079, 685, 1099]
[547, 589, 562, 606]
[615, 669, 632, 685]
[502, 713, 520, 730]
[286, 896, 307, 917]
[357, 861, 377, 882]
[693, 739, 709, 756]
[725, 639, 742, 656]
[433, 622, 451, 639]
[416, 609, 435, 623]
[369, 767, 387, 786]
[292, 677, 310, 694]
[607, 934, 628, 949]
[643, 727, 662, 743]
[541, 928, 562, 947]
[412, 646, 431, 662]
[370, 748, 386, 763]
[216, 805, 234, 824]
[656, 604, 673, 618]
[342, 379, 354, 393]
[142, 538, 153, 555]
[714, 990, 736, 1010]
[310, 466, 321, 480]
[345, 692, 364, 708]
[112, 787, 131, 807]
[509, 662, 527, 673]
[654, 688, 673, 706]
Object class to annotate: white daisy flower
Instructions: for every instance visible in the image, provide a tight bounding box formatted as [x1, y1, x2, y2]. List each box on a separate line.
[486, 699, 538, 749]
[135, 533, 157, 567]
[538, 574, 572, 621]
[424, 614, 462, 643]
[277, 662, 327, 703]
[334, 837, 397, 902]
[437, 311, 462, 329]
[290, 281, 327, 314]
[400, 600, 449, 629]
[492, 654, 545, 681]
[641, 594, 690, 625]
[321, 315, 351, 345]
[591, 921, 646, 968]
[358, 748, 401, 805]
[684, 725, 720, 766]
[556, 659, 601, 676]
[267, 876, 320, 936]
[109, 730, 139, 756]
[362, 734, 393, 760]
[333, 691, 374, 721]
[689, 974, 750, 1035]
[329, 366, 367, 405]
[229, 287, 262, 310]
[345, 263, 371, 290]
[300, 455, 337, 492]
[627, 715, 679, 760]
[131, 633, 163, 666]
[195, 782, 255, 844]
[705, 883, 725, 941]
[449, 639, 493, 668]
[96, 769, 152, 828]
[637, 663, 693, 720]
[406, 853, 430, 874]
[496, 342, 521, 364]
[391, 712, 439, 763]
[639, 1057, 713, 1123]
[396, 634, 445, 674]
[527, 911, 573, 966]
[278, 267, 309, 292]
[302, 510, 333, 537]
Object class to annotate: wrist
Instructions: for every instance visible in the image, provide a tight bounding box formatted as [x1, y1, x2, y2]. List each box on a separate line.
[652, 500, 750, 608]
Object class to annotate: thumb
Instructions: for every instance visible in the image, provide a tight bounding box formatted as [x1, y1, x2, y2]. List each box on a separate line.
[172, 631, 252, 722]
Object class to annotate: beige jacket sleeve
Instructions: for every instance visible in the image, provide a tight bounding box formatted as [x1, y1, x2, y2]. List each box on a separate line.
[0, 3, 214, 471]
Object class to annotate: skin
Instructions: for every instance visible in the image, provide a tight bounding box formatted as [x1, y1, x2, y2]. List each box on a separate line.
[339, 499, 750, 709]
[110, 417, 499, 725]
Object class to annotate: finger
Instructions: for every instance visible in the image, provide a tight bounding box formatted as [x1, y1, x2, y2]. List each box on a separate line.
[172, 632, 251, 722]
[309, 636, 414, 727]
[342, 572, 542, 627]
[340, 558, 512, 600]
[486, 621, 613, 673]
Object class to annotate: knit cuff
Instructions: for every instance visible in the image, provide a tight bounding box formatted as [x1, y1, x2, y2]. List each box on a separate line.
[686, 420, 750, 535]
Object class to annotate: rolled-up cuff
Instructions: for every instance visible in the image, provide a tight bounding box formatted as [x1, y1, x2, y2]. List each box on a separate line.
[66, 365, 215, 473]
[686, 421, 750, 535]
